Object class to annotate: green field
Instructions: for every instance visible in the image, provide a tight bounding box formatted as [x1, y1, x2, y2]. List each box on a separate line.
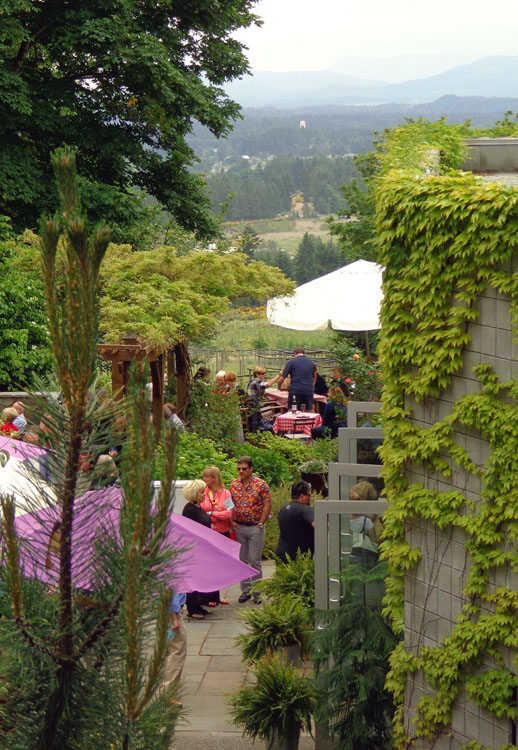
[193, 314, 335, 378]
[224, 217, 333, 254]
[206, 314, 332, 350]
[224, 218, 296, 234]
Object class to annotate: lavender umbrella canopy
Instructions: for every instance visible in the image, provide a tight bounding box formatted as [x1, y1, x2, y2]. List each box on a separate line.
[0, 435, 48, 461]
[14, 487, 256, 593]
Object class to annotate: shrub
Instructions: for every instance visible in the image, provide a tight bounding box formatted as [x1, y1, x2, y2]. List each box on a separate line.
[155, 430, 236, 485]
[263, 483, 291, 556]
[233, 443, 291, 488]
[247, 431, 312, 472]
[312, 436, 339, 464]
[330, 335, 382, 401]
[187, 381, 242, 453]
[312, 563, 398, 750]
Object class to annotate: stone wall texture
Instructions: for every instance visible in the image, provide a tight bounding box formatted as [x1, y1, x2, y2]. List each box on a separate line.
[403, 265, 517, 749]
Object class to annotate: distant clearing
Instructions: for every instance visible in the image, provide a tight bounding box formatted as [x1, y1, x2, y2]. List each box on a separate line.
[224, 216, 332, 254]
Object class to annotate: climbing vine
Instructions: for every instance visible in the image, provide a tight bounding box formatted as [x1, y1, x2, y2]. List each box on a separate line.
[377, 120, 518, 749]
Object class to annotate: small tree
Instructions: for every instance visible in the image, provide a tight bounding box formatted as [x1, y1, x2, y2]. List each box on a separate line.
[0, 148, 181, 749]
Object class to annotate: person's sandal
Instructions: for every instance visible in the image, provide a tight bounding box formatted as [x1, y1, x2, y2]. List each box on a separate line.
[187, 612, 205, 620]
[220, 599, 229, 605]
[208, 602, 218, 607]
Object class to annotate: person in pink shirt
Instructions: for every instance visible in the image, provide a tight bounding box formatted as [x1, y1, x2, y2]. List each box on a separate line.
[201, 465, 234, 606]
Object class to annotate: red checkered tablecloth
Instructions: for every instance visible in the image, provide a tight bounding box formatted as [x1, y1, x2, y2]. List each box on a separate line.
[273, 412, 322, 436]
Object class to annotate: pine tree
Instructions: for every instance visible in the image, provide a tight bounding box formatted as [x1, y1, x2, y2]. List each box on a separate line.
[0, 148, 181, 749]
[294, 232, 320, 284]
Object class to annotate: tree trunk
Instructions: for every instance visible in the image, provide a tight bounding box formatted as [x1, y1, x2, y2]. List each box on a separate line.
[174, 343, 190, 419]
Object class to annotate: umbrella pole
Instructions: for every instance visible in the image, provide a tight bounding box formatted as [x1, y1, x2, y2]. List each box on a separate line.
[365, 331, 370, 358]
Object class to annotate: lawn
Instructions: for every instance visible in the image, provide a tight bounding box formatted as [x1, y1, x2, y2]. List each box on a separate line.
[224, 217, 333, 255]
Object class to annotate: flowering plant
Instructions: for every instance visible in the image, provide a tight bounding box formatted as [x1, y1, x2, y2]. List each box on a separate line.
[330, 338, 382, 402]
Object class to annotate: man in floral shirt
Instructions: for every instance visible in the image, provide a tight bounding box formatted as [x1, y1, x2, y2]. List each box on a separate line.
[230, 456, 272, 604]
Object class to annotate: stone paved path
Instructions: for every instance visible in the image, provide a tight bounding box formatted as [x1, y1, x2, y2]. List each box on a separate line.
[172, 560, 315, 749]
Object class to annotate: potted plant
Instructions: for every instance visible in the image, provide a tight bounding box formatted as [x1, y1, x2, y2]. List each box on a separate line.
[236, 594, 312, 666]
[298, 458, 328, 497]
[255, 551, 314, 609]
[229, 653, 315, 750]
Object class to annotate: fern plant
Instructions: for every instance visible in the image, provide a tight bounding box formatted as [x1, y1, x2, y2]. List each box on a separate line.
[236, 594, 312, 663]
[228, 653, 315, 750]
[255, 551, 315, 609]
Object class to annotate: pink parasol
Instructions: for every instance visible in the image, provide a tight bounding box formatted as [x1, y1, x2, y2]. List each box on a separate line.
[14, 487, 255, 593]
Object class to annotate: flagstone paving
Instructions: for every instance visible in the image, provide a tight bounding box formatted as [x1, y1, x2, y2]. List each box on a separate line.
[172, 560, 315, 749]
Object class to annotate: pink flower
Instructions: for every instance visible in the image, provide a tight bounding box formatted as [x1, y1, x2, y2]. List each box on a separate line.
[368, 371, 374, 375]
[345, 378, 351, 383]
[353, 353, 360, 360]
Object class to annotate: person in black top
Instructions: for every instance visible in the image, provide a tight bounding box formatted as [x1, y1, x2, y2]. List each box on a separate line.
[182, 479, 219, 618]
[278, 347, 316, 412]
[275, 480, 315, 563]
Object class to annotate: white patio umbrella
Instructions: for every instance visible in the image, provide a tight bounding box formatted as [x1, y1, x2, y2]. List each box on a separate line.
[266, 259, 383, 332]
[0, 453, 56, 516]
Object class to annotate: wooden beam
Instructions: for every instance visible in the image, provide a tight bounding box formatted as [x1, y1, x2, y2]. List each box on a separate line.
[150, 353, 165, 440]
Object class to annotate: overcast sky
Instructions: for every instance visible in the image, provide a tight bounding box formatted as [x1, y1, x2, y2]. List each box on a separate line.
[235, 0, 518, 79]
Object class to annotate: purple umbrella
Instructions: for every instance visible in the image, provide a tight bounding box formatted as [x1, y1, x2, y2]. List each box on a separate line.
[14, 487, 255, 593]
[0, 435, 48, 461]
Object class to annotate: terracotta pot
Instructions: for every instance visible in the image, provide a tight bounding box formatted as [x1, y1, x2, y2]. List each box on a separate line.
[266, 724, 301, 750]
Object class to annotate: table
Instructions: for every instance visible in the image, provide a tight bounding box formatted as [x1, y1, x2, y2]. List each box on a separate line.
[273, 412, 322, 437]
[265, 388, 327, 411]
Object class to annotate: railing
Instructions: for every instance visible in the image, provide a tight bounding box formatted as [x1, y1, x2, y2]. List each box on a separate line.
[189, 346, 338, 380]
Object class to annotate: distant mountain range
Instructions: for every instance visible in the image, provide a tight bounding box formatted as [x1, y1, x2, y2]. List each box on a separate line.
[225, 56, 518, 108]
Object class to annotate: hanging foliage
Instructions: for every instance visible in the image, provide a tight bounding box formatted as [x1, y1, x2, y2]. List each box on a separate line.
[376, 120, 518, 747]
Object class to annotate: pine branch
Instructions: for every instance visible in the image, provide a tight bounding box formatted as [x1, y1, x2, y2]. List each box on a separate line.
[1, 497, 23, 620]
[73, 592, 123, 663]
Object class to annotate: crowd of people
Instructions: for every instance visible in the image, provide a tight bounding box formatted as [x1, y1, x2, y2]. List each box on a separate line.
[194, 346, 352, 438]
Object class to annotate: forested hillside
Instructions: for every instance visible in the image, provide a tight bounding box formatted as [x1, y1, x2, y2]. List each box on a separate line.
[207, 154, 359, 220]
[191, 96, 518, 222]
[189, 97, 518, 168]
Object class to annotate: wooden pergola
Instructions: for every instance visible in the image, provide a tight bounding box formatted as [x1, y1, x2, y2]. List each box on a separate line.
[97, 336, 191, 438]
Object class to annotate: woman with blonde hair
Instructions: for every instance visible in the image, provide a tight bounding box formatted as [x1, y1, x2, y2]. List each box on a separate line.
[182, 479, 213, 619]
[201, 467, 233, 536]
[201, 466, 234, 606]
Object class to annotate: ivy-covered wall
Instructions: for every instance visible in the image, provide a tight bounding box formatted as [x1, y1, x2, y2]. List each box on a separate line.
[378, 140, 518, 749]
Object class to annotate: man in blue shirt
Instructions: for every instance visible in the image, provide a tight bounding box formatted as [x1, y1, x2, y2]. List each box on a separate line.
[278, 346, 316, 411]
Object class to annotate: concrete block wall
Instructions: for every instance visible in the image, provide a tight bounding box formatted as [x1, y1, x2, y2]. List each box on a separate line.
[403, 273, 516, 748]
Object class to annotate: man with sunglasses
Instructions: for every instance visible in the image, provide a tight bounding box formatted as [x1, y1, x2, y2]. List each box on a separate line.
[230, 456, 272, 603]
[275, 480, 314, 564]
